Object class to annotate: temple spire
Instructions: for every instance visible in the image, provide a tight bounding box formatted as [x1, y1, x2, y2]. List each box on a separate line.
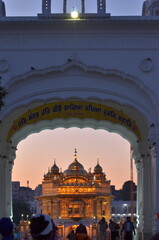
[63, 0, 85, 14]
[74, 149, 77, 161]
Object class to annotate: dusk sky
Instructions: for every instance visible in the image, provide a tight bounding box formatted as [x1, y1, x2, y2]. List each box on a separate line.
[6, 0, 143, 190]
[13, 128, 136, 190]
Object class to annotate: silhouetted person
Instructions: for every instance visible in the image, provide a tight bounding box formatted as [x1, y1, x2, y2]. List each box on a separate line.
[76, 223, 87, 234]
[98, 217, 108, 240]
[67, 230, 76, 240]
[121, 217, 135, 240]
[109, 219, 120, 240]
[151, 231, 159, 240]
[76, 223, 90, 240]
[30, 214, 55, 240]
[0, 217, 14, 240]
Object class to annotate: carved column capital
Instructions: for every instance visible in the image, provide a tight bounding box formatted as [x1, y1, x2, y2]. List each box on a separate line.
[135, 159, 142, 172]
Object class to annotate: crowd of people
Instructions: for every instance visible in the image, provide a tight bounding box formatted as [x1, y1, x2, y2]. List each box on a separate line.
[0, 214, 157, 240]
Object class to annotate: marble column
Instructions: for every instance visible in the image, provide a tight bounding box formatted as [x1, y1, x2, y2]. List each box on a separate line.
[6, 158, 14, 218]
[149, 126, 159, 234]
[0, 142, 16, 218]
[0, 155, 7, 217]
[142, 153, 153, 240]
[136, 160, 143, 240]
[151, 143, 159, 234]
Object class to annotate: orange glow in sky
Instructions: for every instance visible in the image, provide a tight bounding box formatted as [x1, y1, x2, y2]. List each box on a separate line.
[12, 128, 137, 190]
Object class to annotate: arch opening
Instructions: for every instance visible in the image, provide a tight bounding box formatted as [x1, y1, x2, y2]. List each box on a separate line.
[8, 100, 143, 161]
[12, 127, 137, 233]
[13, 127, 136, 191]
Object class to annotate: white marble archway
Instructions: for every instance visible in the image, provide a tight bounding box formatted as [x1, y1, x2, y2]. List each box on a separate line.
[0, 61, 159, 240]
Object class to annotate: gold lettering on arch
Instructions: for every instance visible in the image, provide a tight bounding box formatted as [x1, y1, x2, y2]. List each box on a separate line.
[7, 101, 141, 142]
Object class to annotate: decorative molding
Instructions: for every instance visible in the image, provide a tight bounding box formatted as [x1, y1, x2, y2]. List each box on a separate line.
[5, 60, 159, 117]
[140, 58, 153, 72]
[5, 60, 153, 90]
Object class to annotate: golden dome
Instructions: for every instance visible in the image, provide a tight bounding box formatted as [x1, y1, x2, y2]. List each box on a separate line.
[94, 159, 103, 173]
[51, 159, 59, 173]
[63, 159, 87, 176]
[63, 149, 87, 176]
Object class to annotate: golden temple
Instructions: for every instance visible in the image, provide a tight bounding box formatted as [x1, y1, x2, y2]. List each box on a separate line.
[38, 149, 113, 239]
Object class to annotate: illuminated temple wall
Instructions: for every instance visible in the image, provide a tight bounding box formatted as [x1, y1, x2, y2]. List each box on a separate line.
[38, 154, 113, 238]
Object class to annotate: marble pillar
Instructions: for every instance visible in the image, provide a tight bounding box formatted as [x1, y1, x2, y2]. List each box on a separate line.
[0, 142, 15, 218]
[136, 160, 143, 240]
[142, 153, 153, 240]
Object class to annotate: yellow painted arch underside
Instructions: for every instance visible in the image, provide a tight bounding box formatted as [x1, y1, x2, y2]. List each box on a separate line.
[7, 101, 141, 142]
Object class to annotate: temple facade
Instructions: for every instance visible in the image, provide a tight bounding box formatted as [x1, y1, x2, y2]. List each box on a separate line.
[38, 150, 113, 238]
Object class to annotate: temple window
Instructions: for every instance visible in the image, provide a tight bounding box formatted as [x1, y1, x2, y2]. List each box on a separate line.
[75, 208, 79, 213]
